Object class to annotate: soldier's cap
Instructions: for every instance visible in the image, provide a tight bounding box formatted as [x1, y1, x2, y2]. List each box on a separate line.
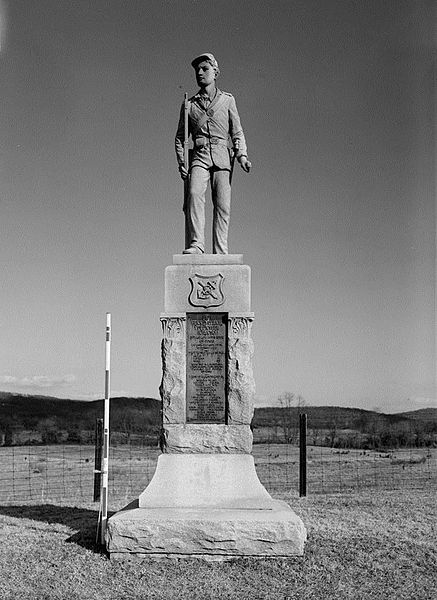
[191, 53, 220, 73]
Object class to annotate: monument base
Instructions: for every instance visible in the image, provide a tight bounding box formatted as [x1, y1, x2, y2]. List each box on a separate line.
[107, 502, 306, 559]
[106, 455, 307, 558]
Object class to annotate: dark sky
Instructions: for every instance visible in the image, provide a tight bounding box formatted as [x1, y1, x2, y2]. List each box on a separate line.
[0, 0, 435, 411]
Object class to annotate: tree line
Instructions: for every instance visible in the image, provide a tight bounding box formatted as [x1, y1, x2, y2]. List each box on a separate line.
[1, 392, 435, 448]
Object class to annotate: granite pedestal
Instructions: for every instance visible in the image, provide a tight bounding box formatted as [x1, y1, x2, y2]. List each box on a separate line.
[106, 254, 307, 559]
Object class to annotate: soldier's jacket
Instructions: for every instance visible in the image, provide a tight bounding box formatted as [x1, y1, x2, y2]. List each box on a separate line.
[175, 88, 247, 171]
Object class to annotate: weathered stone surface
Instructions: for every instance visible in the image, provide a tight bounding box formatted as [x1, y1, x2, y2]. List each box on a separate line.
[138, 454, 272, 509]
[160, 315, 186, 424]
[227, 316, 255, 425]
[107, 502, 307, 557]
[161, 424, 252, 454]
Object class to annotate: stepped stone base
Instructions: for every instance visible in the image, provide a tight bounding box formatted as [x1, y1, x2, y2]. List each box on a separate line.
[107, 501, 306, 559]
[106, 454, 307, 559]
[107, 253, 308, 559]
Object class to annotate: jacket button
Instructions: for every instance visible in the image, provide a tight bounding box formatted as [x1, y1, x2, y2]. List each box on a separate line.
[207, 109, 214, 116]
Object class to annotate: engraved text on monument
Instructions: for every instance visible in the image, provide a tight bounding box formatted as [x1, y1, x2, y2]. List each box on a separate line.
[186, 313, 227, 423]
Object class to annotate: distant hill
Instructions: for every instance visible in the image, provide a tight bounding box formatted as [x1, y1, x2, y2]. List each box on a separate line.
[252, 405, 437, 448]
[396, 408, 437, 422]
[252, 405, 425, 430]
[0, 392, 160, 445]
[0, 392, 435, 447]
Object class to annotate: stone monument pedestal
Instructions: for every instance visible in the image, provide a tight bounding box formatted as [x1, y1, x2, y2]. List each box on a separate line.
[106, 255, 306, 558]
[107, 454, 306, 558]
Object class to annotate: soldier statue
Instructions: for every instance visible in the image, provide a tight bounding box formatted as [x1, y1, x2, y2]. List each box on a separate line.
[175, 53, 251, 255]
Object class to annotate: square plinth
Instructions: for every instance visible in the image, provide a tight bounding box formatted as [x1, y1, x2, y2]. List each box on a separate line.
[164, 263, 251, 313]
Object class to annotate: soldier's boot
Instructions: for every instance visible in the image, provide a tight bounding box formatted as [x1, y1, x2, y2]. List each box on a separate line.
[182, 245, 204, 254]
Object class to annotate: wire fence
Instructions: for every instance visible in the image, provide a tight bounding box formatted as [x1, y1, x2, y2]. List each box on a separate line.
[0, 439, 435, 505]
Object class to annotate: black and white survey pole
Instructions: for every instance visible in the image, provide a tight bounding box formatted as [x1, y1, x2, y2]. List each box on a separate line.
[100, 312, 111, 545]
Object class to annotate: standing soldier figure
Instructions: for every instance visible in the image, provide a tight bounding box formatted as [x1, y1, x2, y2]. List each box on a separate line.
[175, 53, 251, 255]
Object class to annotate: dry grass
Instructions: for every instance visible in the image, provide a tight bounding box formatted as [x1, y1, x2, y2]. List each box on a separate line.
[0, 488, 435, 600]
[1, 444, 435, 503]
[1, 443, 435, 598]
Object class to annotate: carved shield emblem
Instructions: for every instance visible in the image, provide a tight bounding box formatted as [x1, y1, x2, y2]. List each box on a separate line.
[188, 273, 225, 308]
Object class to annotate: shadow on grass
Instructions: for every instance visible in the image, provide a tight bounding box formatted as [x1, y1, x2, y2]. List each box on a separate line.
[0, 504, 115, 554]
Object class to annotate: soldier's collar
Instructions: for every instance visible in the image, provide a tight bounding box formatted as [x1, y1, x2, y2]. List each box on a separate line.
[195, 87, 221, 101]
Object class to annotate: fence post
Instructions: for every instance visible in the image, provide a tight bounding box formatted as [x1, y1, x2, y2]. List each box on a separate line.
[93, 418, 103, 502]
[299, 413, 307, 497]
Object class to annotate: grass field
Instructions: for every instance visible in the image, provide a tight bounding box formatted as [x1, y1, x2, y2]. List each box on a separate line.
[0, 488, 435, 600]
[1, 443, 435, 598]
[1, 444, 435, 504]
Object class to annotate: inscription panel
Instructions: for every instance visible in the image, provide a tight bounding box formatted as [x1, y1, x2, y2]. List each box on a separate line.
[186, 313, 227, 423]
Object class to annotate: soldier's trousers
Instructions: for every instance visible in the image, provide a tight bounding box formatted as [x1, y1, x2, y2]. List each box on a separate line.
[185, 166, 231, 254]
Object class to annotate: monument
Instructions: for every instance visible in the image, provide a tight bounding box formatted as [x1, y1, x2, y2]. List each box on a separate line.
[106, 54, 306, 559]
